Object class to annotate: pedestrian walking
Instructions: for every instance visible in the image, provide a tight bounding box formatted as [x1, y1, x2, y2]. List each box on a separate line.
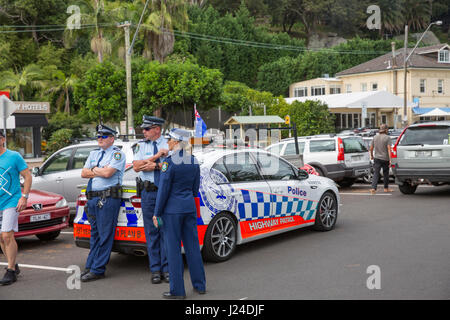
[370, 124, 393, 194]
[0, 130, 32, 285]
[153, 128, 206, 299]
[133, 115, 169, 284]
[80, 124, 126, 282]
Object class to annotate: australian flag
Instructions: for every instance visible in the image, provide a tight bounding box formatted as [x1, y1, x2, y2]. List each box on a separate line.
[194, 104, 207, 138]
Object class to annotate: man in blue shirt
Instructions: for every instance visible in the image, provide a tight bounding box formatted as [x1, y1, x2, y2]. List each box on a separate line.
[133, 115, 169, 284]
[0, 130, 32, 285]
[80, 124, 126, 282]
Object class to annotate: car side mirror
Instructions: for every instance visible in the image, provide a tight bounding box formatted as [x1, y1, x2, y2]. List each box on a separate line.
[296, 169, 309, 180]
[31, 167, 40, 176]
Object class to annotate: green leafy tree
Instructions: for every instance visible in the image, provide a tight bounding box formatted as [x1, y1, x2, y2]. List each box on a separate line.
[286, 100, 335, 136]
[257, 56, 301, 96]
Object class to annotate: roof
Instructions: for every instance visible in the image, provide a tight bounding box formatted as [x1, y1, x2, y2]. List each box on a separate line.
[336, 44, 450, 77]
[224, 115, 285, 125]
[412, 107, 450, 115]
[285, 90, 412, 108]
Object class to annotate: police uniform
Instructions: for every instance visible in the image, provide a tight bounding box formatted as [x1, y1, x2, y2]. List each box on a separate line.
[154, 128, 206, 299]
[133, 115, 169, 283]
[81, 125, 126, 281]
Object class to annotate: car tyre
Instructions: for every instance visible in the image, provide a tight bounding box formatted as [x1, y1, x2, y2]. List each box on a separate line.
[337, 178, 355, 188]
[36, 230, 61, 241]
[313, 192, 338, 232]
[202, 213, 237, 262]
[398, 182, 417, 195]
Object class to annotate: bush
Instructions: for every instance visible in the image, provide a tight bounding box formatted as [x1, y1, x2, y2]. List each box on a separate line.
[46, 128, 73, 157]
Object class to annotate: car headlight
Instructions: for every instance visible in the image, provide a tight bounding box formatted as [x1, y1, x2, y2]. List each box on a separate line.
[55, 198, 68, 208]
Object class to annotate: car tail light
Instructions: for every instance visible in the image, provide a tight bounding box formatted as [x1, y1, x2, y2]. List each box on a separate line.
[337, 137, 345, 163]
[195, 197, 201, 218]
[391, 126, 408, 160]
[77, 195, 87, 207]
[130, 196, 141, 208]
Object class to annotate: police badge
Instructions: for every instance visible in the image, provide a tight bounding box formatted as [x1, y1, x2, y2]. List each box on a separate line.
[161, 162, 169, 172]
[113, 152, 122, 160]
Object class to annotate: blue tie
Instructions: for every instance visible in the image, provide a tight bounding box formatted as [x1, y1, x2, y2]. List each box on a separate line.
[86, 151, 105, 192]
[153, 141, 160, 186]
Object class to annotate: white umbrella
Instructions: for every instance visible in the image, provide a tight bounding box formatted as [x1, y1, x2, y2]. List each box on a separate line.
[421, 108, 450, 117]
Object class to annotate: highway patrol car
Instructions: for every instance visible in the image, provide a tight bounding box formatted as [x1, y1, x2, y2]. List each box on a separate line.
[73, 149, 340, 262]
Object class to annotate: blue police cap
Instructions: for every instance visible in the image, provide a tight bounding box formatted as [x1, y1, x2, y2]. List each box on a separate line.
[141, 115, 165, 128]
[96, 124, 117, 136]
[168, 128, 191, 142]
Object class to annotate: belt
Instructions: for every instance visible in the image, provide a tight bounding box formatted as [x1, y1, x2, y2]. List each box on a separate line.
[86, 186, 122, 200]
[143, 180, 158, 192]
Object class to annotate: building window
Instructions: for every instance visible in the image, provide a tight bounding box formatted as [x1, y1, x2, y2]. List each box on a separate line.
[361, 83, 367, 92]
[334, 113, 341, 128]
[438, 50, 449, 63]
[8, 127, 34, 158]
[371, 83, 378, 91]
[311, 86, 325, 96]
[420, 79, 426, 93]
[346, 84, 352, 93]
[438, 79, 443, 94]
[329, 85, 341, 95]
[353, 113, 360, 128]
[294, 87, 308, 97]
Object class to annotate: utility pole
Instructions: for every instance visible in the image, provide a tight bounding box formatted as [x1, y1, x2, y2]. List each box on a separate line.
[403, 25, 408, 127]
[118, 21, 134, 138]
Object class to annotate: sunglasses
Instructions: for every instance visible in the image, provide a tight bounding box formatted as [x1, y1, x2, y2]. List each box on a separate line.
[143, 126, 158, 131]
[97, 135, 112, 139]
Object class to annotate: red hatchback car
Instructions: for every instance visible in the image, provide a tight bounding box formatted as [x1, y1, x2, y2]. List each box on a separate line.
[15, 189, 70, 241]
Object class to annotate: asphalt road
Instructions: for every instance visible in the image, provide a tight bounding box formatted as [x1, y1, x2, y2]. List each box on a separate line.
[1, 183, 449, 300]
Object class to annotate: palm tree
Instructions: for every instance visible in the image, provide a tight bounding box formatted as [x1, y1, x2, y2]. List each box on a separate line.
[139, 0, 189, 63]
[0, 64, 46, 101]
[64, 0, 114, 63]
[46, 70, 78, 115]
[402, 0, 432, 31]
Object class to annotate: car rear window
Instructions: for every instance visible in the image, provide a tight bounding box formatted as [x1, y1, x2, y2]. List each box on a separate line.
[342, 137, 368, 153]
[266, 143, 283, 155]
[309, 140, 336, 152]
[399, 126, 450, 146]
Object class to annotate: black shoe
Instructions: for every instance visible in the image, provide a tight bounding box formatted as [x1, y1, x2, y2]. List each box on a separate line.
[81, 269, 90, 277]
[4, 264, 19, 276]
[0, 269, 17, 285]
[162, 272, 170, 283]
[163, 292, 186, 300]
[151, 272, 162, 284]
[194, 288, 206, 294]
[80, 272, 105, 282]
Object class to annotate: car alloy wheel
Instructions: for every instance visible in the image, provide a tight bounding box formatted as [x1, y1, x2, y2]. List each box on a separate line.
[314, 192, 338, 231]
[203, 213, 237, 262]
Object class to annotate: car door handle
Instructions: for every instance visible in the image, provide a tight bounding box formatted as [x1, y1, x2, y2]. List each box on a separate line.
[310, 186, 318, 189]
[56, 177, 63, 182]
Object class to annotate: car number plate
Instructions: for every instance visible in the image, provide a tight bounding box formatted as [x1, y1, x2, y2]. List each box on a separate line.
[30, 213, 51, 222]
[415, 151, 432, 157]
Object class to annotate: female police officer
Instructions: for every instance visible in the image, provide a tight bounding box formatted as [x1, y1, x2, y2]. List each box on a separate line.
[153, 128, 206, 299]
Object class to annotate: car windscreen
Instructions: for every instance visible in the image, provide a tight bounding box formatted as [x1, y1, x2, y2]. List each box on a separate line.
[342, 137, 368, 153]
[399, 126, 450, 146]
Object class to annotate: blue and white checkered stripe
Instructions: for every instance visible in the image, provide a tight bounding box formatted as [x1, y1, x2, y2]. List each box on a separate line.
[76, 201, 143, 227]
[237, 189, 318, 222]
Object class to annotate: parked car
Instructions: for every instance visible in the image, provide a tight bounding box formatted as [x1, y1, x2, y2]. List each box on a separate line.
[73, 148, 340, 262]
[30, 139, 136, 214]
[392, 121, 450, 194]
[15, 189, 70, 240]
[266, 135, 370, 187]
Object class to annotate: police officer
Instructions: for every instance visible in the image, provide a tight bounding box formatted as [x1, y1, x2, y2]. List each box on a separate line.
[80, 124, 126, 282]
[153, 128, 206, 299]
[132, 115, 169, 284]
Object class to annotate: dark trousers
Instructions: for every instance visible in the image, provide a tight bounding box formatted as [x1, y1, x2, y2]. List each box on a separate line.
[372, 158, 390, 189]
[85, 197, 121, 275]
[141, 189, 168, 273]
[162, 212, 206, 296]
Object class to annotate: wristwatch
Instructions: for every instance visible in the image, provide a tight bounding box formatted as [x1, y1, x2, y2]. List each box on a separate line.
[22, 193, 29, 199]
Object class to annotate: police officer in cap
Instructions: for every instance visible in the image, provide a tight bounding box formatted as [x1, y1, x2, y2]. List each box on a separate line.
[153, 128, 206, 299]
[80, 124, 126, 282]
[133, 115, 169, 284]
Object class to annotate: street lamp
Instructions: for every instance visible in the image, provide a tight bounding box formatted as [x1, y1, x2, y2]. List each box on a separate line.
[402, 21, 442, 126]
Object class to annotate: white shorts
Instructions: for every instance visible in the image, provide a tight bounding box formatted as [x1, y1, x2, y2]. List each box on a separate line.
[0, 207, 19, 233]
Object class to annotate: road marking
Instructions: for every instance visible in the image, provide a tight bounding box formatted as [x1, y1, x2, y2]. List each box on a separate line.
[340, 192, 392, 196]
[61, 231, 74, 235]
[240, 297, 248, 300]
[0, 262, 73, 272]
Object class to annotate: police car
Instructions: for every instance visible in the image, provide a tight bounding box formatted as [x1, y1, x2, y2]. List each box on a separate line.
[73, 148, 340, 262]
